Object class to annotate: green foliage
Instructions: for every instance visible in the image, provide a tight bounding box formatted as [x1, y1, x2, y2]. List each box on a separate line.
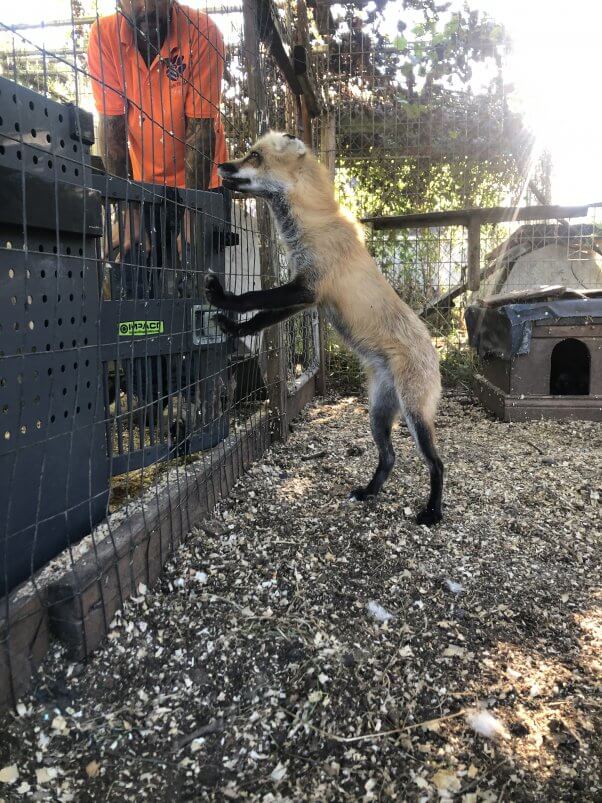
[321, 0, 536, 378]
[336, 154, 521, 220]
[325, 1, 531, 223]
[327, 328, 482, 395]
[326, 331, 365, 396]
[328, 1, 509, 100]
[439, 342, 481, 388]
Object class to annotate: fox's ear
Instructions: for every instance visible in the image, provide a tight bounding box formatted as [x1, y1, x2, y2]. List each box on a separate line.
[279, 133, 307, 156]
[293, 138, 307, 156]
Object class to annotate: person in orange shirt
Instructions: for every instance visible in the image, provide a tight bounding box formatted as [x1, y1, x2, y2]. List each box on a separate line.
[88, 0, 229, 432]
[88, 0, 229, 298]
[88, 0, 227, 190]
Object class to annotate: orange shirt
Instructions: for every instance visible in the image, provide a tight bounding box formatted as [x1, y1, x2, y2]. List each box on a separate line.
[87, 2, 227, 188]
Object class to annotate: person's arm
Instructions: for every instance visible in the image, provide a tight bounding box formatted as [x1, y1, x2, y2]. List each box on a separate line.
[179, 15, 224, 256]
[184, 15, 225, 190]
[184, 117, 215, 190]
[87, 18, 128, 173]
[88, 19, 145, 260]
[98, 113, 129, 179]
[97, 113, 147, 258]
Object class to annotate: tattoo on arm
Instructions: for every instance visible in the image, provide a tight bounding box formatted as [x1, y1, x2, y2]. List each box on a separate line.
[185, 118, 215, 190]
[98, 114, 128, 178]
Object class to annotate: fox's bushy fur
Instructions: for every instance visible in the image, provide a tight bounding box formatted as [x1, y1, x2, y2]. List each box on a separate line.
[206, 132, 444, 524]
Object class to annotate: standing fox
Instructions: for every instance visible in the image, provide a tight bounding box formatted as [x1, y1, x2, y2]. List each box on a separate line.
[205, 132, 444, 525]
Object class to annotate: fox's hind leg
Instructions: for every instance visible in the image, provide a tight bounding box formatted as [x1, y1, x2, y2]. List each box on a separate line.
[350, 367, 399, 501]
[404, 411, 444, 525]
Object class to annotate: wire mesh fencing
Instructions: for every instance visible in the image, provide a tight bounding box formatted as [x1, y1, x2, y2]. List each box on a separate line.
[0, 0, 325, 708]
[364, 208, 602, 349]
[1, 0, 601, 710]
[307, 1, 564, 372]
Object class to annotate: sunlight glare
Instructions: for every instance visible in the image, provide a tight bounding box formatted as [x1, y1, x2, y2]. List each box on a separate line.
[464, 0, 602, 204]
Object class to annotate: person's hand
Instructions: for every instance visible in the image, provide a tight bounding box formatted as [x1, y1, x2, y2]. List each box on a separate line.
[107, 206, 149, 262]
[177, 208, 192, 261]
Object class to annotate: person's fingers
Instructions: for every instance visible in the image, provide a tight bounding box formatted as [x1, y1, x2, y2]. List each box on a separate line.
[108, 208, 150, 264]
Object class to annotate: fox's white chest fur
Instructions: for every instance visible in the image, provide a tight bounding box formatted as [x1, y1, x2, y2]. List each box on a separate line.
[268, 192, 314, 275]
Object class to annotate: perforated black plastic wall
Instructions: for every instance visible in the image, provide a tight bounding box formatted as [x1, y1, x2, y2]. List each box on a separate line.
[0, 77, 232, 595]
[0, 77, 107, 595]
[95, 177, 231, 474]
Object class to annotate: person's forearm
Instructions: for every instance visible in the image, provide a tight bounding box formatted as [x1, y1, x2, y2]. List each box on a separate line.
[98, 114, 128, 178]
[185, 118, 215, 190]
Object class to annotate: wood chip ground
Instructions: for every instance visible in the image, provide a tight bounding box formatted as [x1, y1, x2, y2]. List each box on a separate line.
[0, 391, 600, 802]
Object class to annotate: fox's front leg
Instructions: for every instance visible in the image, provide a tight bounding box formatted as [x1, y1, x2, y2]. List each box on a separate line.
[205, 274, 314, 312]
[215, 305, 308, 338]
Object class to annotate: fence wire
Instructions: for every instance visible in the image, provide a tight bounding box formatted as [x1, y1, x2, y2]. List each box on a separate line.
[1, 0, 600, 710]
[0, 0, 325, 708]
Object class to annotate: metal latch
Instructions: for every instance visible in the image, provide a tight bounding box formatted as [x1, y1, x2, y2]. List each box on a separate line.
[192, 304, 226, 345]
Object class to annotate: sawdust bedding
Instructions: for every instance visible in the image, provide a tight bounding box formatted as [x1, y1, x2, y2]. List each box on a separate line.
[0, 390, 600, 802]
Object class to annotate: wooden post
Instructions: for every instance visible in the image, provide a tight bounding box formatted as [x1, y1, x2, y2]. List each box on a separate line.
[321, 112, 336, 177]
[285, 87, 297, 134]
[295, 0, 313, 146]
[243, 0, 287, 440]
[242, 0, 264, 138]
[467, 215, 481, 292]
[299, 96, 313, 146]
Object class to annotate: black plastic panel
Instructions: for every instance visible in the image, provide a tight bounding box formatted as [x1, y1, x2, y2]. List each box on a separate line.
[0, 76, 93, 186]
[0, 229, 108, 596]
[97, 177, 231, 474]
[466, 299, 602, 358]
[0, 77, 234, 595]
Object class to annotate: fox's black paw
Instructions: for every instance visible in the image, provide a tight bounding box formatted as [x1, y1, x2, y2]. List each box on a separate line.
[416, 507, 442, 526]
[349, 486, 375, 502]
[204, 273, 225, 307]
[214, 313, 239, 337]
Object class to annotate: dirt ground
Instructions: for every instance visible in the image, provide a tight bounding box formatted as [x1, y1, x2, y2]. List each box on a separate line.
[0, 390, 600, 802]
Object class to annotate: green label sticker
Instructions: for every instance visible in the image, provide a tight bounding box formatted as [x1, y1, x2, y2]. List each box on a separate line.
[118, 320, 164, 337]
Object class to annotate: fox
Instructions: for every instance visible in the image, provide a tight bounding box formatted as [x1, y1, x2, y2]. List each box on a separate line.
[205, 131, 444, 525]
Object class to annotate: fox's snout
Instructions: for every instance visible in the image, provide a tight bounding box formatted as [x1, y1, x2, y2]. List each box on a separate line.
[218, 162, 239, 177]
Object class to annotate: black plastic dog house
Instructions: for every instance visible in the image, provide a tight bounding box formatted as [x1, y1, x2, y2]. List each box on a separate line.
[465, 288, 602, 421]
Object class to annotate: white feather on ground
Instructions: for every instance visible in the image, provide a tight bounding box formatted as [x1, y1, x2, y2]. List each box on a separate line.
[367, 601, 395, 622]
[443, 579, 465, 594]
[464, 709, 509, 740]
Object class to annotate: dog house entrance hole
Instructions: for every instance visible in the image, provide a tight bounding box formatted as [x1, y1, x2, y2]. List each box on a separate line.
[550, 338, 590, 396]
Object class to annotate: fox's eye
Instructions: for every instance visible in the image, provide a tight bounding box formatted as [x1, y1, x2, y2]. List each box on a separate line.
[248, 151, 261, 161]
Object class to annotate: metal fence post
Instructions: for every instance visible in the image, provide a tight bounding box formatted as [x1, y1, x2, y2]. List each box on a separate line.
[243, 0, 288, 440]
